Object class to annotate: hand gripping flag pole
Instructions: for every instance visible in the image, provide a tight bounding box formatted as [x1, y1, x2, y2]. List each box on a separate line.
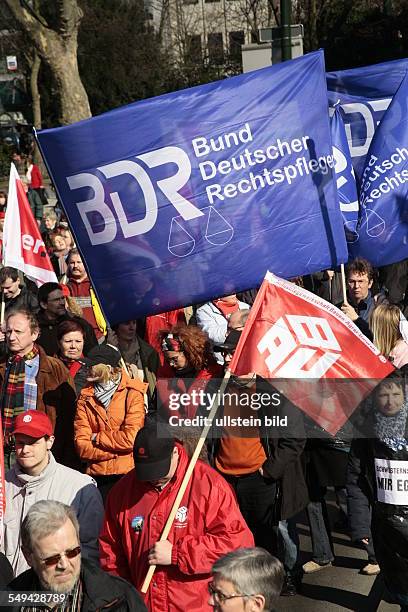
[141, 369, 231, 594]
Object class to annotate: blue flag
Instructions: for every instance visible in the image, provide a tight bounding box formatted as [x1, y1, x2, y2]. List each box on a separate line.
[330, 105, 359, 243]
[37, 50, 347, 324]
[327, 58, 408, 179]
[351, 71, 408, 266]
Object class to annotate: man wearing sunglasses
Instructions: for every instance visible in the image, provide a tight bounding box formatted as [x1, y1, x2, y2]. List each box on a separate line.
[2, 411, 104, 578]
[6, 500, 147, 611]
[209, 547, 284, 611]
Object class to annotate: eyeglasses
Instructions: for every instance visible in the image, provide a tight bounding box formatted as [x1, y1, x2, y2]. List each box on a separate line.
[40, 546, 81, 567]
[207, 582, 254, 604]
[48, 297, 65, 303]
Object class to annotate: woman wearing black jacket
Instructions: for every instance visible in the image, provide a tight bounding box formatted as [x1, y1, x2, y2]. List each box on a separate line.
[347, 372, 408, 609]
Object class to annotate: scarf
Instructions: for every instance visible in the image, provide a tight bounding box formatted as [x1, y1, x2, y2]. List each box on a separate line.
[213, 298, 239, 318]
[94, 377, 120, 410]
[60, 355, 84, 379]
[2, 346, 39, 440]
[373, 401, 408, 450]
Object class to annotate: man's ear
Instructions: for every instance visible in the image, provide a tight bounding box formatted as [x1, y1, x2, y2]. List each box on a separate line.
[46, 435, 55, 450]
[22, 547, 34, 568]
[249, 594, 265, 611]
[368, 279, 373, 289]
[39, 301, 48, 312]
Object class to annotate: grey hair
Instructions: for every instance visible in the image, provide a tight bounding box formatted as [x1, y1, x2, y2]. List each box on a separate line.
[21, 501, 80, 552]
[212, 548, 284, 611]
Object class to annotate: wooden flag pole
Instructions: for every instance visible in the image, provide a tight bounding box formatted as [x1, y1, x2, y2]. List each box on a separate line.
[340, 264, 348, 305]
[141, 369, 232, 593]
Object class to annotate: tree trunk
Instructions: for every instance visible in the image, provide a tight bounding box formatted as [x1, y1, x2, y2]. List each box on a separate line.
[30, 52, 43, 166]
[4, 0, 92, 125]
[30, 52, 42, 129]
[44, 38, 91, 125]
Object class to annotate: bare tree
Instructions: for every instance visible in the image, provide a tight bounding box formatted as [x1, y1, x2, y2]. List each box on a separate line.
[4, 0, 91, 125]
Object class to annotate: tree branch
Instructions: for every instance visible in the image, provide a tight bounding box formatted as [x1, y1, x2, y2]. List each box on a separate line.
[4, 0, 51, 45]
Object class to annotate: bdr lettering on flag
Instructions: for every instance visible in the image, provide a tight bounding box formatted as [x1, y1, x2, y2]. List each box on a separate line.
[37, 50, 347, 324]
[229, 272, 394, 435]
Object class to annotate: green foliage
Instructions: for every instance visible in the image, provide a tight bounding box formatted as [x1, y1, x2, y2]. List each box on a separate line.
[300, 0, 408, 71]
[78, 0, 170, 115]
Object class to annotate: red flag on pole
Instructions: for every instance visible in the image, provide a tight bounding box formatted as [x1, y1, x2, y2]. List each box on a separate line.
[3, 163, 57, 286]
[229, 272, 394, 435]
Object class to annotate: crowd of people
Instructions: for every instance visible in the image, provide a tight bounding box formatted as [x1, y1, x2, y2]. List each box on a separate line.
[0, 176, 407, 611]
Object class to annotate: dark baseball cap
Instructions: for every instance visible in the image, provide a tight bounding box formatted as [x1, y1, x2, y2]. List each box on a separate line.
[87, 344, 121, 367]
[133, 424, 175, 481]
[213, 329, 242, 352]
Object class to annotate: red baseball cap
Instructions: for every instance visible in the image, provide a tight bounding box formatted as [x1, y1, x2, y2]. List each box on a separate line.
[12, 411, 53, 438]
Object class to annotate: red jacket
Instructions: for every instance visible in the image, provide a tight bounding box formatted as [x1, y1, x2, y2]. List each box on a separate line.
[99, 444, 254, 611]
[157, 363, 223, 419]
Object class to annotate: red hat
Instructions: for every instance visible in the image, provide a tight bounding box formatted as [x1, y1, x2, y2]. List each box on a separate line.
[12, 411, 53, 438]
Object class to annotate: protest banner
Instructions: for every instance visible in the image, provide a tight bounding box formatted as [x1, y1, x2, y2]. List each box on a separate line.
[229, 272, 394, 435]
[3, 164, 57, 286]
[37, 50, 347, 323]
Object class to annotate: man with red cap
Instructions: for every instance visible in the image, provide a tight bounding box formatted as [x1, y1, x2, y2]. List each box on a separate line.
[99, 421, 254, 611]
[2, 410, 104, 577]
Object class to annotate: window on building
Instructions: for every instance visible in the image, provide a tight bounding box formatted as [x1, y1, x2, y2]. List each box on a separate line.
[184, 0, 199, 5]
[229, 30, 244, 60]
[185, 35, 202, 62]
[208, 32, 224, 63]
[251, 31, 259, 43]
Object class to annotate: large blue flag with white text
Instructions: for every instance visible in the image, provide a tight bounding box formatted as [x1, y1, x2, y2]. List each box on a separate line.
[327, 58, 408, 266]
[37, 50, 347, 324]
[327, 58, 408, 179]
[353, 72, 408, 266]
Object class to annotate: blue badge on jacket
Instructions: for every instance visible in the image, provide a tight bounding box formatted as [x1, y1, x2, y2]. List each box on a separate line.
[131, 516, 144, 533]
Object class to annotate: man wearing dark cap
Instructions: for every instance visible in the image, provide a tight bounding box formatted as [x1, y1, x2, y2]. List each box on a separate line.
[2, 411, 104, 577]
[99, 421, 254, 611]
[208, 330, 308, 596]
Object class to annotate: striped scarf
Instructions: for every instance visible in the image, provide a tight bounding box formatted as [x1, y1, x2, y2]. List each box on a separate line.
[2, 346, 39, 440]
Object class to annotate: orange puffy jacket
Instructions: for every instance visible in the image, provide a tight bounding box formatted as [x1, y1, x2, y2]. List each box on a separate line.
[74, 372, 147, 476]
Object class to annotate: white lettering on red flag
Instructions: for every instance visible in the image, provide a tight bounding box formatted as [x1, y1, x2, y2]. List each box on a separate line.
[3, 164, 57, 285]
[229, 271, 394, 434]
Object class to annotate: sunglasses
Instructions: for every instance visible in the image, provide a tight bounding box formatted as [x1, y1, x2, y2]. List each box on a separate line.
[40, 546, 81, 567]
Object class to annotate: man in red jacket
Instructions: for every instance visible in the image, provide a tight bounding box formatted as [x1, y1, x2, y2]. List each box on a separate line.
[99, 422, 254, 612]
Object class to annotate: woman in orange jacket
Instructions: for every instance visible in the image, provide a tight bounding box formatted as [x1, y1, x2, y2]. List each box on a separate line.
[74, 344, 147, 501]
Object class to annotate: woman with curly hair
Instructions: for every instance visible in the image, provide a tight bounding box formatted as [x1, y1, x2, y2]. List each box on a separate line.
[370, 303, 408, 368]
[157, 324, 222, 419]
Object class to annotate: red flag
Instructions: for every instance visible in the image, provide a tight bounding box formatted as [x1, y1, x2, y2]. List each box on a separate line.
[229, 272, 394, 435]
[3, 163, 57, 285]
